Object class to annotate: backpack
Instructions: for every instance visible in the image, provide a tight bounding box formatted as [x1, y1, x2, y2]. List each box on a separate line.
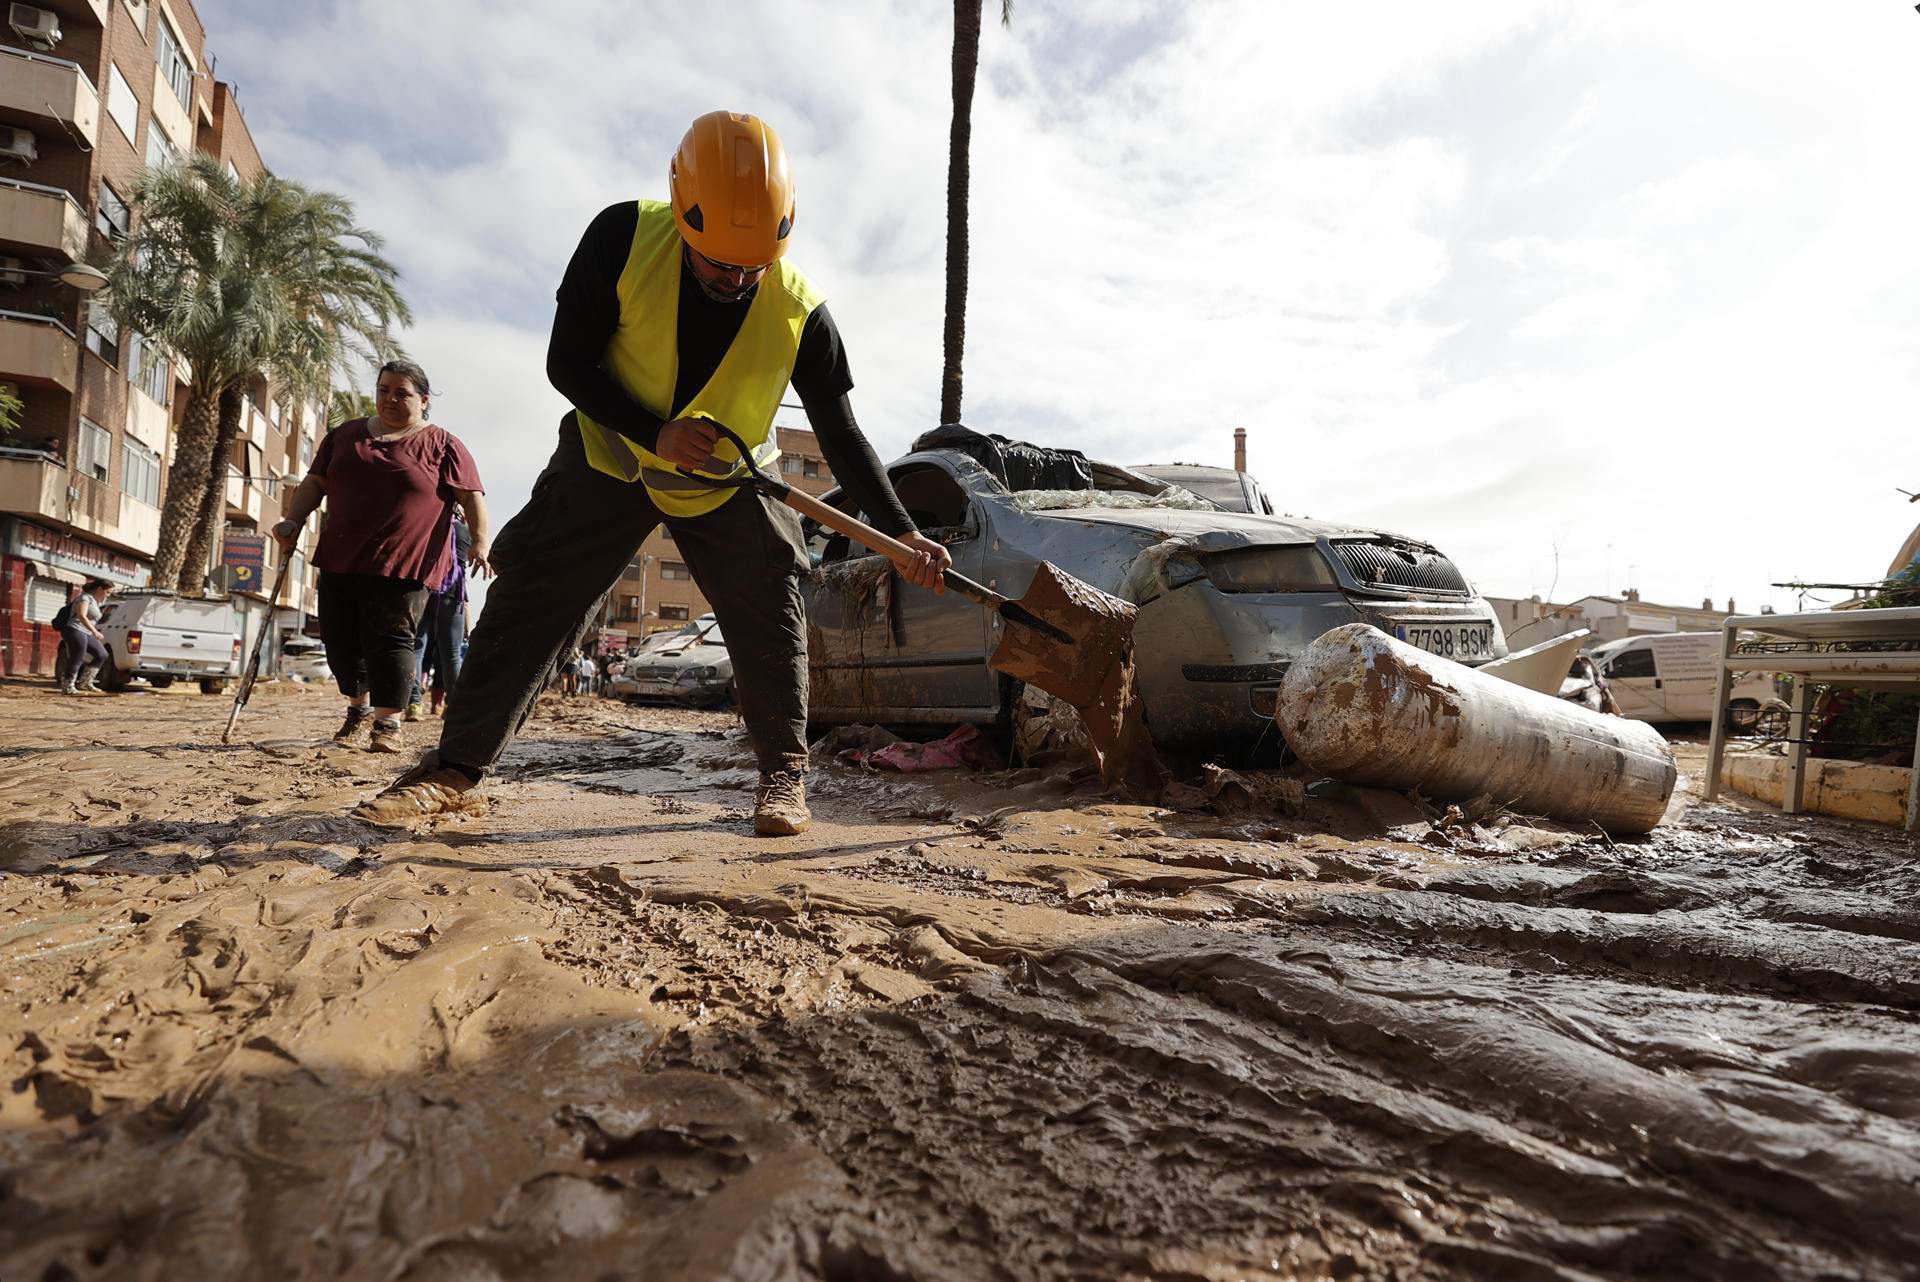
[50, 597, 74, 631]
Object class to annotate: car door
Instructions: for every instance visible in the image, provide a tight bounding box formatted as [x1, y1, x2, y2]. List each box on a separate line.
[1601, 643, 1668, 720]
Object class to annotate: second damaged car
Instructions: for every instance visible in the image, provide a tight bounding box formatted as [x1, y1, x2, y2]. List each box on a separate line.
[802, 427, 1506, 757]
[609, 617, 734, 707]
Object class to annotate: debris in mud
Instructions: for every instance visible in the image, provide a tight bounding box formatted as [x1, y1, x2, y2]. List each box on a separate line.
[1279, 623, 1677, 835]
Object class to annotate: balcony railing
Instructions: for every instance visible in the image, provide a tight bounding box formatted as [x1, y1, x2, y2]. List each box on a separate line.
[0, 176, 88, 262]
[0, 308, 79, 392]
[0, 46, 101, 148]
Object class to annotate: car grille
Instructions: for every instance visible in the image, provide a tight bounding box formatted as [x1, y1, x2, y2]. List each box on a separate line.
[629, 666, 675, 681]
[1332, 539, 1470, 595]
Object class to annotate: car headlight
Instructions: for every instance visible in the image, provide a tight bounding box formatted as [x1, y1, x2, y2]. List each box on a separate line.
[1200, 546, 1337, 593]
[679, 665, 719, 682]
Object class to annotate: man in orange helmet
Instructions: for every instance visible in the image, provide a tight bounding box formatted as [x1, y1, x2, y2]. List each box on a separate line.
[358, 110, 951, 835]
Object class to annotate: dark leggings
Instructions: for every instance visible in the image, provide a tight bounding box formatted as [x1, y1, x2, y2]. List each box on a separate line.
[63, 627, 107, 670]
[317, 571, 429, 709]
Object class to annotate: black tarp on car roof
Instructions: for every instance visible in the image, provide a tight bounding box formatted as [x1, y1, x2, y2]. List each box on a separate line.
[909, 425, 1095, 493]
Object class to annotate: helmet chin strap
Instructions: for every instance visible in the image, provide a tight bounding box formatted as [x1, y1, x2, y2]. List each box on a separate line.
[692, 272, 755, 304]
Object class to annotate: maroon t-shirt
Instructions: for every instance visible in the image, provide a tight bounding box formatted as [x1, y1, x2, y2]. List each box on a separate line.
[310, 419, 484, 585]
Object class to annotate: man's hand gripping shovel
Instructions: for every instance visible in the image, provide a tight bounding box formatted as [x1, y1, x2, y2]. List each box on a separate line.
[673, 421, 1162, 790]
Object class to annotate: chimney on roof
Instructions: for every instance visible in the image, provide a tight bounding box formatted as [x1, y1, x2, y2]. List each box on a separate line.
[1625, 588, 1640, 602]
[1702, 596, 1713, 609]
[1233, 427, 1246, 473]
[1727, 598, 1735, 614]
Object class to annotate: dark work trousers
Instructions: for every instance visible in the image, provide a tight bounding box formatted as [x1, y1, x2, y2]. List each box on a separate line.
[318, 571, 431, 709]
[440, 413, 810, 777]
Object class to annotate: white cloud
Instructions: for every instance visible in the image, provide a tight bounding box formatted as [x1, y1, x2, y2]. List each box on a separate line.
[198, 0, 1920, 619]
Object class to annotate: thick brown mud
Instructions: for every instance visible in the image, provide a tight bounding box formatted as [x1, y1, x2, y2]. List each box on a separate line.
[2, 683, 1917, 1280]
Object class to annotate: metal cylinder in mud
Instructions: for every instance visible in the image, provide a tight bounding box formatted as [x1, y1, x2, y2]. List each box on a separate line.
[1277, 624, 1677, 835]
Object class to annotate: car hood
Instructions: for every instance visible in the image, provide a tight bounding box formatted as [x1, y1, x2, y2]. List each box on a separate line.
[1027, 504, 1390, 551]
[631, 644, 729, 670]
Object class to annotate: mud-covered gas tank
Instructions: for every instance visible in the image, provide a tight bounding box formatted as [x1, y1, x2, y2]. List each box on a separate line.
[1278, 623, 1677, 835]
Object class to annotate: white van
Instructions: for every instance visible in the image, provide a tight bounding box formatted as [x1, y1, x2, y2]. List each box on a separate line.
[96, 591, 241, 694]
[1590, 632, 1782, 728]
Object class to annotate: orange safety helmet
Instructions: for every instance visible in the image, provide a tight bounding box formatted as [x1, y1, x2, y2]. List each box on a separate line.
[669, 111, 796, 267]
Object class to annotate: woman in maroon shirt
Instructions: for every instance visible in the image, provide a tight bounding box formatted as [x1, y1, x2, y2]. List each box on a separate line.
[273, 361, 490, 752]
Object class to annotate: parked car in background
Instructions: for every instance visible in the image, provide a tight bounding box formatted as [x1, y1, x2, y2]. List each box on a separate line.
[280, 636, 333, 684]
[95, 591, 240, 694]
[1589, 633, 1784, 729]
[609, 617, 734, 707]
[801, 428, 1507, 756]
[1133, 463, 1277, 516]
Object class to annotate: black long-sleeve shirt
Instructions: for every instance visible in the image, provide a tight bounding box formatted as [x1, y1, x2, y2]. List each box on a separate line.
[546, 202, 913, 536]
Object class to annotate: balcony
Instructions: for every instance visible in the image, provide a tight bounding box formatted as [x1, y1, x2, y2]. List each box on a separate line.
[40, 0, 110, 26]
[0, 309, 79, 391]
[0, 448, 160, 557]
[0, 177, 88, 262]
[124, 381, 169, 451]
[0, 47, 100, 148]
[149, 66, 192, 153]
[224, 469, 265, 523]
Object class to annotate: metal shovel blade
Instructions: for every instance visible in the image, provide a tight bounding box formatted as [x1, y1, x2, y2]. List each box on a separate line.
[988, 561, 1134, 711]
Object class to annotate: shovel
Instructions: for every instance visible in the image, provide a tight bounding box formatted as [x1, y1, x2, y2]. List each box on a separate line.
[664, 421, 1145, 725]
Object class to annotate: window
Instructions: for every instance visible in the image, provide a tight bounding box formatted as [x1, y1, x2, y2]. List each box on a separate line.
[106, 63, 139, 146]
[96, 181, 130, 241]
[77, 418, 111, 483]
[121, 435, 160, 505]
[780, 456, 803, 476]
[227, 161, 241, 184]
[803, 458, 821, 478]
[146, 124, 180, 171]
[85, 304, 120, 367]
[129, 332, 170, 404]
[155, 13, 193, 110]
[123, 0, 150, 30]
[658, 604, 690, 622]
[661, 561, 690, 581]
[1606, 647, 1657, 680]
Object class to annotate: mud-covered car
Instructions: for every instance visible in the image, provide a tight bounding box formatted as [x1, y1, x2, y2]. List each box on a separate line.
[609, 618, 733, 707]
[802, 429, 1506, 755]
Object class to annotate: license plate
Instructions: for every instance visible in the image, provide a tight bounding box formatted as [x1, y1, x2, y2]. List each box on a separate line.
[1394, 622, 1494, 661]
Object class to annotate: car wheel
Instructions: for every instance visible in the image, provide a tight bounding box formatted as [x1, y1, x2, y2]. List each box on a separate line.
[199, 678, 226, 695]
[99, 664, 130, 692]
[149, 675, 175, 689]
[1726, 698, 1760, 733]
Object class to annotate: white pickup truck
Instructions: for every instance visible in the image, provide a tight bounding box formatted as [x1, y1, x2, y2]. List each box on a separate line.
[96, 591, 241, 694]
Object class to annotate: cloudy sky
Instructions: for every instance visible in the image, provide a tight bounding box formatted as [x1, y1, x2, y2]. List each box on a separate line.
[197, 0, 1920, 617]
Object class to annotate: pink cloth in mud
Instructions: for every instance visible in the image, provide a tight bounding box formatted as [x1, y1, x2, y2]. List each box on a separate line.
[853, 723, 1005, 773]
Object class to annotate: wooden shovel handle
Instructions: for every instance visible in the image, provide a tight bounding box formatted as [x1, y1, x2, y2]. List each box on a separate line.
[778, 486, 1008, 610]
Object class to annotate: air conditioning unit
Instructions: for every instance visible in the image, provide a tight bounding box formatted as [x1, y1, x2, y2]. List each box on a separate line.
[7, 3, 60, 49]
[0, 257, 26, 288]
[0, 126, 37, 163]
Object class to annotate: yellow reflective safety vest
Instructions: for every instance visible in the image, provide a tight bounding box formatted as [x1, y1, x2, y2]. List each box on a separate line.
[575, 199, 825, 518]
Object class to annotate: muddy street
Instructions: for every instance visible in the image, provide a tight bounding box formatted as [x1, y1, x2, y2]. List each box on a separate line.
[2, 682, 1917, 1281]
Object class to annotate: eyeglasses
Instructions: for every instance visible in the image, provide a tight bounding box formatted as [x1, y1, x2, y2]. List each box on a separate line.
[693, 248, 769, 278]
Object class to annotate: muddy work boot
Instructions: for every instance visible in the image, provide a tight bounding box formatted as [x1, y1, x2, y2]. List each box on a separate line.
[354, 757, 479, 825]
[367, 716, 405, 753]
[333, 705, 372, 745]
[752, 769, 811, 836]
[404, 700, 423, 722]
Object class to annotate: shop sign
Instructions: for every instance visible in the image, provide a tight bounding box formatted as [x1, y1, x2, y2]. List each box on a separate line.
[3, 518, 150, 587]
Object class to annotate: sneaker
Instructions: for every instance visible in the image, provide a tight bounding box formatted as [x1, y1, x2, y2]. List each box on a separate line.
[404, 701, 422, 722]
[354, 760, 479, 824]
[368, 717, 404, 753]
[333, 707, 372, 744]
[753, 769, 811, 836]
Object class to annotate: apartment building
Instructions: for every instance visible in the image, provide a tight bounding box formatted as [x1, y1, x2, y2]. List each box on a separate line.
[0, 0, 326, 675]
[603, 425, 838, 642]
[1489, 589, 1762, 649]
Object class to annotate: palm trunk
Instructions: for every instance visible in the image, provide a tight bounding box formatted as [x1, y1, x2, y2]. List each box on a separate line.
[942, 0, 983, 427]
[179, 386, 246, 592]
[150, 385, 223, 589]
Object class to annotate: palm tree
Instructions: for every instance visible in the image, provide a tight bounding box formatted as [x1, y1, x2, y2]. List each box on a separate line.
[99, 153, 409, 590]
[941, 0, 1013, 427]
